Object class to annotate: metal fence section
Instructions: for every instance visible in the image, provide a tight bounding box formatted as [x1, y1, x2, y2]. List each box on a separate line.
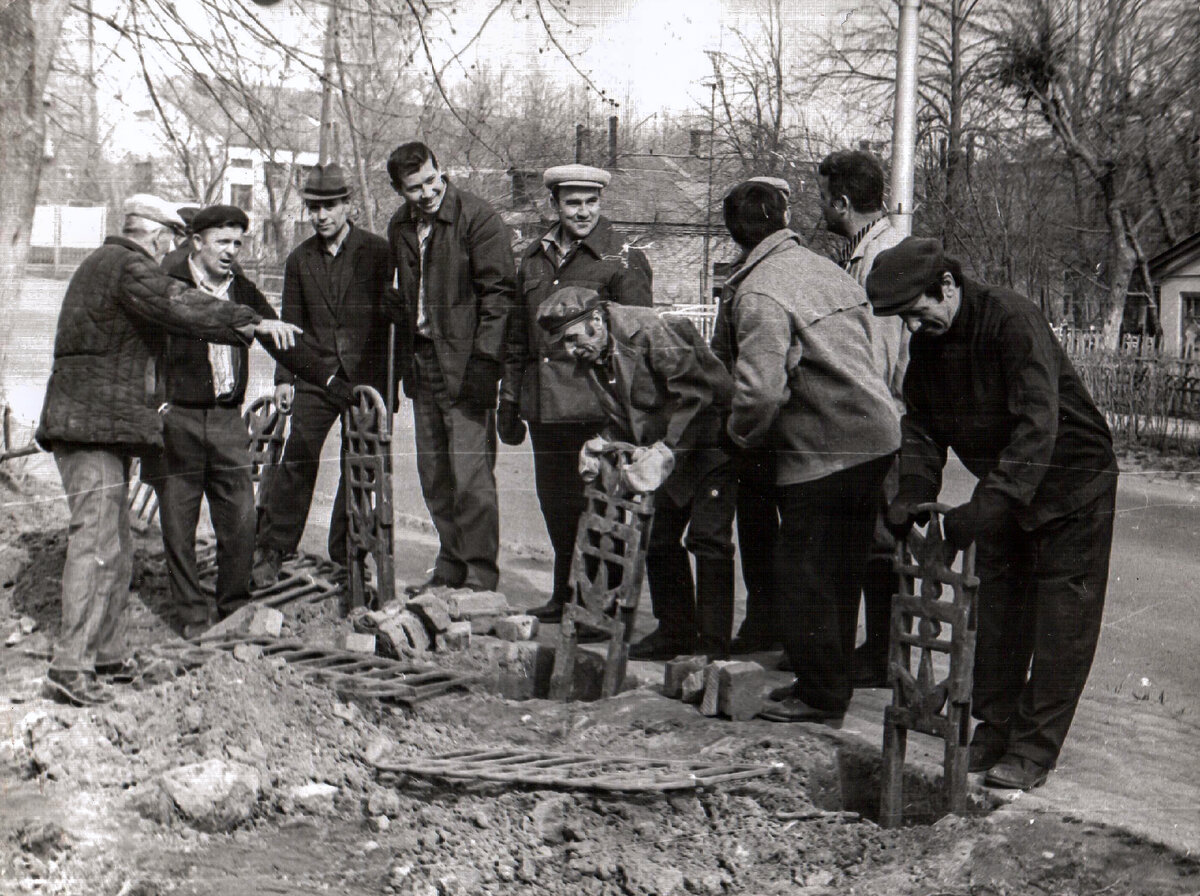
[659, 304, 718, 342]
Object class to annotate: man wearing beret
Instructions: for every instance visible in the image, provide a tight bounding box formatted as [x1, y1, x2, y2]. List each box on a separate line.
[866, 237, 1117, 791]
[145, 205, 315, 636]
[500, 163, 653, 622]
[251, 164, 393, 588]
[537, 288, 738, 660]
[719, 180, 900, 728]
[36, 194, 295, 704]
[386, 142, 515, 595]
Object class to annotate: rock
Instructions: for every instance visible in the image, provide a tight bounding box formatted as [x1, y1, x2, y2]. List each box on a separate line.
[494, 641, 553, 700]
[469, 615, 499, 635]
[680, 668, 706, 704]
[15, 821, 70, 857]
[160, 759, 262, 831]
[246, 607, 284, 638]
[406, 594, 452, 633]
[232, 643, 263, 662]
[198, 605, 255, 642]
[493, 615, 539, 641]
[370, 814, 391, 832]
[445, 590, 508, 619]
[530, 794, 572, 844]
[18, 615, 37, 635]
[182, 705, 204, 732]
[338, 631, 377, 654]
[434, 621, 471, 652]
[700, 661, 735, 717]
[717, 661, 767, 721]
[397, 611, 431, 652]
[663, 655, 709, 699]
[367, 789, 402, 818]
[372, 617, 410, 659]
[288, 782, 338, 816]
[4, 630, 20, 647]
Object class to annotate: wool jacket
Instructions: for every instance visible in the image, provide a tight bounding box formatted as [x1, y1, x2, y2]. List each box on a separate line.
[719, 229, 900, 486]
[844, 217, 908, 408]
[36, 236, 259, 454]
[502, 217, 653, 423]
[900, 278, 1117, 530]
[388, 181, 516, 400]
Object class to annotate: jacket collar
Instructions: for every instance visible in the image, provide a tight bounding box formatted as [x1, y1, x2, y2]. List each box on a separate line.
[847, 216, 892, 263]
[526, 216, 617, 261]
[105, 235, 153, 259]
[399, 179, 462, 228]
[725, 228, 800, 290]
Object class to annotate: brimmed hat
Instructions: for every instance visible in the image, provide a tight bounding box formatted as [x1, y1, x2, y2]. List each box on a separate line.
[190, 204, 250, 235]
[122, 193, 186, 229]
[543, 164, 611, 191]
[747, 176, 791, 199]
[300, 163, 352, 201]
[536, 286, 604, 336]
[865, 237, 950, 316]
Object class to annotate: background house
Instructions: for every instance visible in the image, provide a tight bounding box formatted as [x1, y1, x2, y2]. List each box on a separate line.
[1149, 232, 1200, 357]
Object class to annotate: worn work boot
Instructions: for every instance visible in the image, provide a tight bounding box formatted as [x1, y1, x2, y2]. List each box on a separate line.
[629, 627, 695, 661]
[43, 669, 113, 706]
[984, 755, 1049, 791]
[250, 547, 284, 590]
[527, 598, 565, 623]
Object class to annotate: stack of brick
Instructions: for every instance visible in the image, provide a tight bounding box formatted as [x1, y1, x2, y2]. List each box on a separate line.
[353, 589, 536, 659]
[662, 656, 766, 722]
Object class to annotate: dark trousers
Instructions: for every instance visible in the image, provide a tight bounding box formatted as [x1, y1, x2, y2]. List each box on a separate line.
[734, 447, 780, 638]
[529, 421, 601, 605]
[776, 454, 893, 714]
[412, 341, 500, 590]
[971, 480, 1116, 769]
[645, 462, 737, 649]
[145, 406, 256, 622]
[859, 456, 902, 668]
[257, 383, 348, 564]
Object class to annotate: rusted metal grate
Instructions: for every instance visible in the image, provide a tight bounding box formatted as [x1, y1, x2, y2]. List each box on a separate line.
[341, 385, 395, 611]
[373, 748, 780, 793]
[199, 636, 479, 704]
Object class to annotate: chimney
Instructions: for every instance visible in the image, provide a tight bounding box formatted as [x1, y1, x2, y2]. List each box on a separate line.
[607, 115, 618, 168]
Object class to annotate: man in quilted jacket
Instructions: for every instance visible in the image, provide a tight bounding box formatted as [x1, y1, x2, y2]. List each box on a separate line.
[35, 194, 301, 706]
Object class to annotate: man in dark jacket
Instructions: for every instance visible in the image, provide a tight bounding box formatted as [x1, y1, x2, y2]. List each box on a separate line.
[537, 288, 737, 659]
[147, 204, 317, 636]
[867, 237, 1118, 792]
[386, 142, 515, 595]
[251, 164, 393, 586]
[499, 163, 653, 621]
[35, 194, 293, 705]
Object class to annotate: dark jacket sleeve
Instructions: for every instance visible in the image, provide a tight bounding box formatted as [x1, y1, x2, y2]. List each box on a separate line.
[118, 252, 259, 344]
[898, 347, 947, 500]
[500, 259, 531, 405]
[647, 320, 720, 452]
[274, 253, 302, 386]
[612, 247, 653, 307]
[467, 204, 517, 363]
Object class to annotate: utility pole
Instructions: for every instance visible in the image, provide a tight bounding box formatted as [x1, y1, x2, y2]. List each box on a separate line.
[701, 56, 719, 303]
[888, 0, 921, 237]
[317, 0, 338, 166]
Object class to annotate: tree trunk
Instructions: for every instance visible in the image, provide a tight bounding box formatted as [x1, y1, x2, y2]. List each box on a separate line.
[1102, 199, 1136, 349]
[0, 0, 70, 404]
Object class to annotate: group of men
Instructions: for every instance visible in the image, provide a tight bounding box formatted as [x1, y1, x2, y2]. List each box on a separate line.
[37, 144, 1115, 792]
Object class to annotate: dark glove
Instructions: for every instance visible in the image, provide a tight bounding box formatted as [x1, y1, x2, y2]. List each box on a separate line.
[497, 399, 527, 446]
[942, 501, 981, 551]
[460, 356, 502, 411]
[326, 376, 355, 410]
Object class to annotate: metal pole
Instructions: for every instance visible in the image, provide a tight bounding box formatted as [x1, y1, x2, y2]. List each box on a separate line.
[888, 0, 922, 237]
[317, 0, 338, 165]
[701, 79, 716, 302]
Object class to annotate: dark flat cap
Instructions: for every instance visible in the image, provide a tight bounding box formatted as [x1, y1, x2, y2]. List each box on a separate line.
[865, 237, 948, 316]
[536, 286, 604, 336]
[300, 163, 352, 201]
[190, 204, 250, 235]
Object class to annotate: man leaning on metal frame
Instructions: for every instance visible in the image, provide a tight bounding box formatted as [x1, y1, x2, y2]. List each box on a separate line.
[251, 164, 393, 588]
[536, 288, 738, 660]
[719, 180, 900, 729]
[385, 141, 515, 596]
[867, 237, 1118, 792]
[816, 149, 908, 688]
[498, 163, 653, 623]
[144, 204, 320, 638]
[35, 194, 298, 706]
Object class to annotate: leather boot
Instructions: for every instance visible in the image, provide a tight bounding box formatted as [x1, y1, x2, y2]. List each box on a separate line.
[695, 556, 735, 660]
[645, 546, 696, 647]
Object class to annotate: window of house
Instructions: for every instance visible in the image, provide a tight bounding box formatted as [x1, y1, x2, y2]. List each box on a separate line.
[230, 158, 252, 169]
[1183, 292, 1200, 324]
[230, 184, 253, 211]
[264, 161, 287, 195]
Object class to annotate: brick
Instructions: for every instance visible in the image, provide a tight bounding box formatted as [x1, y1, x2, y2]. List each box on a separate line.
[717, 661, 767, 721]
[198, 604, 255, 642]
[434, 621, 472, 652]
[246, 607, 284, 638]
[663, 655, 710, 699]
[397, 610, 431, 653]
[288, 782, 338, 816]
[338, 632, 377, 655]
[700, 661, 734, 717]
[232, 643, 263, 663]
[372, 618, 408, 659]
[494, 641, 553, 700]
[470, 615, 502, 635]
[680, 668, 706, 704]
[445, 590, 509, 619]
[406, 594, 452, 633]
[493, 615, 539, 641]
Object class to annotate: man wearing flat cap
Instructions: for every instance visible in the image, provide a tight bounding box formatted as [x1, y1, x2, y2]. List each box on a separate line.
[500, 163, 653, 622]
[385, 142, 515, 595]
[537, 288, 738, 660]
[145, 205, 316, 635]
[866, 236, 1117, 791]
[252, 163, 393, 587]
[36, 193, 293, 705]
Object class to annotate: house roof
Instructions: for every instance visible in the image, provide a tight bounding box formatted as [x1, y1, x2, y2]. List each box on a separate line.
[1149, 230, 1200, 279]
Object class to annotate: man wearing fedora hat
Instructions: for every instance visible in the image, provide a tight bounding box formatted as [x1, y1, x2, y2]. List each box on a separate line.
[251, 163, 393, 587]
[386, 141, 515, 595]
[500, 163, 653, 622]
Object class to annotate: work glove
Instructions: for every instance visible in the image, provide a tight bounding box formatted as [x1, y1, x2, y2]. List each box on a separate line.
[619, 442, 676, 494]
[942, 501, 981, 552]
[497, 399, 527, 446]
[459, 356, 502, 411]
[884, 476, 938, 540]
[326, 376, 355, 410]
[579, 436, 609, 483]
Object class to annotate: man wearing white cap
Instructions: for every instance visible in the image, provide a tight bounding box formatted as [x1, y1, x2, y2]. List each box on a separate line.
[35, 193, 299, 705]
[499, 163, 652, 622]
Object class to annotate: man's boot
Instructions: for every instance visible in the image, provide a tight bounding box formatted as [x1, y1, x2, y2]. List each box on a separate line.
[695, 556, 735, 660]
[630, 548, 695, 660]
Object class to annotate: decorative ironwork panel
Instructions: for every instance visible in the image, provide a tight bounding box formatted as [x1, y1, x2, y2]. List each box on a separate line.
[342, 386, 394, 611]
